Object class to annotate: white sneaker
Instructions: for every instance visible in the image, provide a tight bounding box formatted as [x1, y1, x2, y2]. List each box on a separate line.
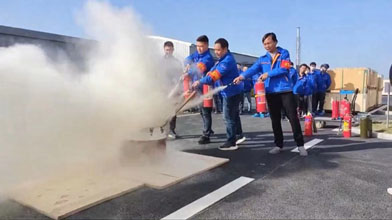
[236, 136, 246, 145]
[269, 146, 282, 154]
[298, 146, 308, 156]
[388, 188, 392, 195]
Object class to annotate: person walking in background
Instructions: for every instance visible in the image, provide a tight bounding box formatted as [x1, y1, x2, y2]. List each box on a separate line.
[237, 63, 244, 115]
[314, 63, 331, 115]
[242, 66, 253, 113]
[234, 32, 307, 156]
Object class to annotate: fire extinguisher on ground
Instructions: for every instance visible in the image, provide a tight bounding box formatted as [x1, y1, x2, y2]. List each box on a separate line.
[304, 114, 313, 136]
[331, 98, 340, 120]
[343, 114, 352, 138]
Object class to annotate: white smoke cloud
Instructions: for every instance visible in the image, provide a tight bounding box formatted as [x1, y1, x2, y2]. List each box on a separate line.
[0, 0, 183, 197]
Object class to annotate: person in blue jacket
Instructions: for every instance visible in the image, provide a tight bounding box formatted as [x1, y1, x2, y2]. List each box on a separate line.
[293, 64, 312, 117]
[314, 64, 331, 115]
[242, 66, 253, 113]
[309, 62, 321, 114]
[184, 35, 215, 145]
[233, 32, 307, 156]
[237, 64, 245, 114]
[193, 38, 245, 151]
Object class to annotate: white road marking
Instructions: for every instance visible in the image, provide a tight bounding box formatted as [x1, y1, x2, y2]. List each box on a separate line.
[388, 188, 392, 195]
[161, 176, 254, 220]
[291, 138, 324, 152]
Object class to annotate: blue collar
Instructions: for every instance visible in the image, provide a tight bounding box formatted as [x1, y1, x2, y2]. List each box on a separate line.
[218, 51, 230, 61]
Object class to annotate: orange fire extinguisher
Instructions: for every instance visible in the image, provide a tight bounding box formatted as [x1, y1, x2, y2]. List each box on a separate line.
[304, 114, 313, 136]
[343, 114, 352, 138]
[331, 98, 339, 120]
[183, 75, 191, 98]
[254, 81, 266, 112]
[203, 84, 213, 108]
[339, 98, 351, 119]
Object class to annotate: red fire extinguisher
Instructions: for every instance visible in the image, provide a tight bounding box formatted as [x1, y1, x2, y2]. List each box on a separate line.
[304, 114, 313, 136]
[331, 98, 340, 120]
[183, 75, 191, 98]
[254, 81, 266, 112]
[203, 84, 213, 108]
[343, 114, 352, 138]
[339, 99, 350, 119]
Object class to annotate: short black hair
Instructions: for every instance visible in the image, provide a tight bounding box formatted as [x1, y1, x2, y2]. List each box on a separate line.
[196, 35, 209, 44]
[300, 63, 309, 69]
[310, 62, 316, 66]
[262, 32, 278, 43]
[214, 38, 229, 49]
[163, 41, 174, 48]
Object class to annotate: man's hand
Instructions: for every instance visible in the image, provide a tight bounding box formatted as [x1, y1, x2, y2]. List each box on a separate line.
[183, 90, 192, 97]
[258, 73, 269, 81]
[184, 64, 190, 73]
[192, 80, 200, 89]
[233, 75, 244, 84]
[180, 73, 188, 81]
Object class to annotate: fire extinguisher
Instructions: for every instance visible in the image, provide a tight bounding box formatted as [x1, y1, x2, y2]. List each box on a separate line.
[339, 98, 351, 119]
[183, 75, 191, 98]
[203, 84, 213, 108]
[254, 81, 266, 112]
[331, 98, 340, 120]
[343, 114, 352, 138]
[304, 114, 313, 136]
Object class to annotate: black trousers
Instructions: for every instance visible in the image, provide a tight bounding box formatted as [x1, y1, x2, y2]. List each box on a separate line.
[312, 92, 326, 112]
[200, 105, 213, 137]
[213, 93, 223, 112]
[169, 116, 176, 133]
[266, 92, 304, 148]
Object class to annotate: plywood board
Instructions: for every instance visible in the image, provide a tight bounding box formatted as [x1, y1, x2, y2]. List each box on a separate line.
[120, 151, 229, 189]
[10, 173, 143, 219]
[8, 150, 229, 219]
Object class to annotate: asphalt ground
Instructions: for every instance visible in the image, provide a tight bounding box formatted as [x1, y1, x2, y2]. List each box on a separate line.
[1, 112, 392, 219]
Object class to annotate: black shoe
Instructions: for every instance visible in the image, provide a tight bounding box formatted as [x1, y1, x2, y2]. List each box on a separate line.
[219, 142, 238, 151]
[198, 136, 210, 144]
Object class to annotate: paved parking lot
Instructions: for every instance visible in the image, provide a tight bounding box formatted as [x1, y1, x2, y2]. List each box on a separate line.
[1, 113, 392, 219]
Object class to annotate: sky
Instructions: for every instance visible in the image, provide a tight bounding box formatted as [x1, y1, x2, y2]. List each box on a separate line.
[0, 0, 391, 76]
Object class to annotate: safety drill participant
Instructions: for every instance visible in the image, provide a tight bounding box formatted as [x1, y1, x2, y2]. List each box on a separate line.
[293, 64, 312, 117]
[162, 41, 184, 139]
[314, 64, 331, 115]
[309, 62, 321, 114]
[242, 66, 253, 113]
[193, 38, 245, 151]
[184, 35, 214, 144]
[233, 32, 307, 156]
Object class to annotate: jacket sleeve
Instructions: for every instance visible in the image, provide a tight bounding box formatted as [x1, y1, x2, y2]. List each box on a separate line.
[326, 74, 332, 90]
[293, 78, 305, 94]
[291, 69, 298, 85]
[267, 51, 290, 78]
[241, 58, 262, 79]
[200, 61, 229, 85]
